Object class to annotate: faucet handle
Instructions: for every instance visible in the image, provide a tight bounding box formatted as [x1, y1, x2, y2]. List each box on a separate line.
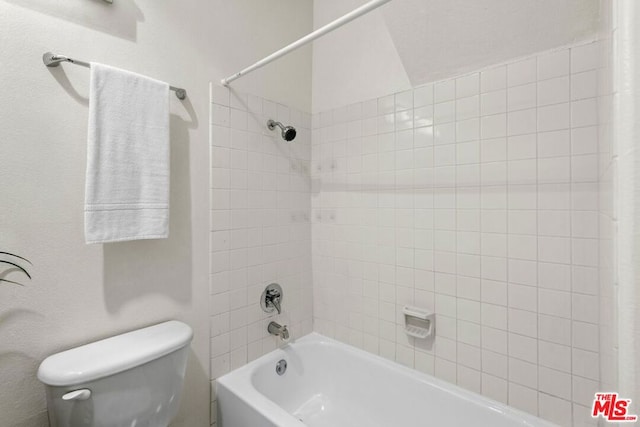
[266, 287, 281, 299]
[261, 283, 283, 314]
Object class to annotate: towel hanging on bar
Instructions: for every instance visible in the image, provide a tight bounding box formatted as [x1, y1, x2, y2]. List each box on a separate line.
[85, 62, 171, 243]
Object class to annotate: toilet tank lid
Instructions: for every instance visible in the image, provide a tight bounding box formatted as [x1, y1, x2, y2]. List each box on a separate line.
[37, 320, 193, 386]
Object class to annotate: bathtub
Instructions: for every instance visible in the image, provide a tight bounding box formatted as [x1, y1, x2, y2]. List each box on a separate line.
[216, 333, 555, 427]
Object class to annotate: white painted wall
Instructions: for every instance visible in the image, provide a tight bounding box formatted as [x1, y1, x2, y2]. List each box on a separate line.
[311, 0, 411, 113]
[382, 0, 601, 86]
[312, 0, 600, 113]
[0, 1, 311, 426]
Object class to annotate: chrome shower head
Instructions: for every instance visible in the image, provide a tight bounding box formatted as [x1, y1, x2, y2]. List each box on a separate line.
[267, 119, 297, 142]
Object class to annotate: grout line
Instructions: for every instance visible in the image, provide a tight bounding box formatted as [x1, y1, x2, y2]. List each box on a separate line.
[533, 55, 541, 417]
[567, 45, 575, 425]
[505, 59, 511, 408]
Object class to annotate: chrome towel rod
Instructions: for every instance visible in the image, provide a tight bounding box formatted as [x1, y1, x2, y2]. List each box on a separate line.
[42, 52, 187, 100]
[221, 0, 393, 86]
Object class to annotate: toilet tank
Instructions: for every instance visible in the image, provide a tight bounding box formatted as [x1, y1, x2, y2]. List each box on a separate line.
[37, 320, 193, 427]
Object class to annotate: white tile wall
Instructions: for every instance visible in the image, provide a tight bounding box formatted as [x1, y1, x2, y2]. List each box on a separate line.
[311, 41, 606, 427]
[209, 85, 313, 424]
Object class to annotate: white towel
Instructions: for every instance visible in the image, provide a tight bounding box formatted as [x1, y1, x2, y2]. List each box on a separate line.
[85, 63, 170, 244]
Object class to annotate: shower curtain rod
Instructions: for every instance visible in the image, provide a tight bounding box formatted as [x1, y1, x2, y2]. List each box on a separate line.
[221, 0, 393, 86]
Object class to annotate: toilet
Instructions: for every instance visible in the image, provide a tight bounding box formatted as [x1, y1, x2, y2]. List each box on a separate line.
[37, 320, 193, 427]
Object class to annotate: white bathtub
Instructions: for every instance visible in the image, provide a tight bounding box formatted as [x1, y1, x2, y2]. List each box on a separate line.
[217, 333, 555, 427]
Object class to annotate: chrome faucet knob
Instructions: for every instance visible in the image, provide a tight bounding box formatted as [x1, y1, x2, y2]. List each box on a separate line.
[266, 289, 281, 314]
[261, 283, 283, 314]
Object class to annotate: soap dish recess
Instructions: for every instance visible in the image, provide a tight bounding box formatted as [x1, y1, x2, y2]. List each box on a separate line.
[403, 306, 435, 339]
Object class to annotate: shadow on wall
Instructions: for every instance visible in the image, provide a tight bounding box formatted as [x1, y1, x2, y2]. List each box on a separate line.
[0, 309, 49, 426]
[3, 0, 143, 41]
[171, 347, 209, 426]
[0, 352, 48, 426]
[102, 114, 193, 313]
[46, 64, 89, 106]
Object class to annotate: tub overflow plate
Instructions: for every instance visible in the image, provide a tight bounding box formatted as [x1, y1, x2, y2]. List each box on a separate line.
[276, 359, 287, 376]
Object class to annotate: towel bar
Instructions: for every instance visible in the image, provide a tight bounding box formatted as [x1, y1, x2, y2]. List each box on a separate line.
[42, 52, 187, 100]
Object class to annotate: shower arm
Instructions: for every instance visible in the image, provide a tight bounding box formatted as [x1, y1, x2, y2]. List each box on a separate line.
[267, 119, 284, 131]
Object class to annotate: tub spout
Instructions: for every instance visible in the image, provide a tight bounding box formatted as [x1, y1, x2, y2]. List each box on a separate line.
[268, 321, 289, 341]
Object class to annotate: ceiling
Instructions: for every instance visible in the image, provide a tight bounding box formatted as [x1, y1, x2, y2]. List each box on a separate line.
[380, 0, 601, 85]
